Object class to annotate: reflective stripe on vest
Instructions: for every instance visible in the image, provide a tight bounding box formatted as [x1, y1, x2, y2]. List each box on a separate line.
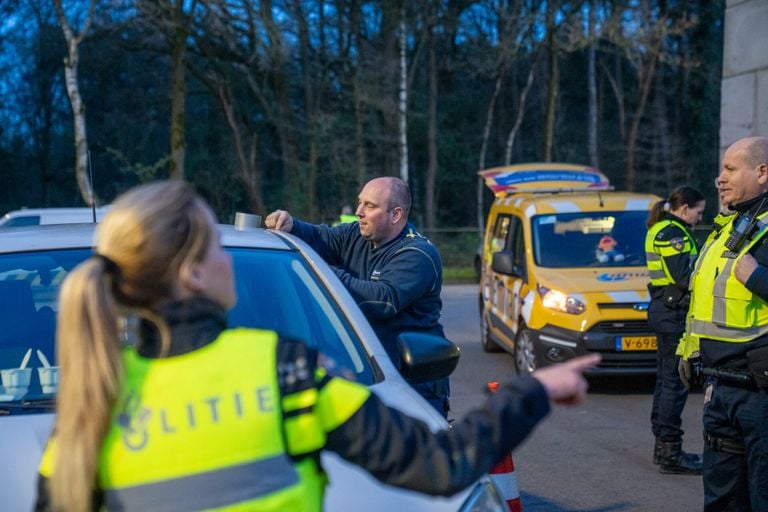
[104, 456, 298, 511]
[99, 328, 317, 511]
[644, 219, 698, 286]
[688, 213, 768, 342]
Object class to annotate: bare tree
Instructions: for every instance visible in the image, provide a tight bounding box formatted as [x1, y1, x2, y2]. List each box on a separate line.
[398, 3, 409, 184]
[601, 2, 695, 190]
[54, 0, 97, 205]
[168, 0, 196, 179]
[476, 0, 541, 234]
[542, 0, 559, 162]
[587, 0, 599, 168]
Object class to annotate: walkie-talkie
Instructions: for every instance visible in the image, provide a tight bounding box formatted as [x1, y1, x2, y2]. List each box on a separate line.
[723, 198, 768, 258]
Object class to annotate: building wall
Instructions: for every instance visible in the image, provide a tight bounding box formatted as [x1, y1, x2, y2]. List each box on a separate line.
[720, 0, 768, 151]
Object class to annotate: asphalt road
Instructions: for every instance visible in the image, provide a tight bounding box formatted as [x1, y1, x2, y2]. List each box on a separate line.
[442, 284, 704, 512]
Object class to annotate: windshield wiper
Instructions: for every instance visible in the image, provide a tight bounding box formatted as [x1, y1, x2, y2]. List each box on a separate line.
[0, 398, 56, 412]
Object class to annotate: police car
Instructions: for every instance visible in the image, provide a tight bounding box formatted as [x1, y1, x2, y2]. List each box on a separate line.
[479, 163, 660, 375]
[0, 222, 503, 511]
[0, 207, 110, 227]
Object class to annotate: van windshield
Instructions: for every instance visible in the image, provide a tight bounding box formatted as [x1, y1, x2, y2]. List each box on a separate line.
[531, 211, 648, 268]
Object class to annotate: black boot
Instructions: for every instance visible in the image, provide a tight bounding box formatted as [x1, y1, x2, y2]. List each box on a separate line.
[653, 439, 661, 465]
[657, 441, 702, 475]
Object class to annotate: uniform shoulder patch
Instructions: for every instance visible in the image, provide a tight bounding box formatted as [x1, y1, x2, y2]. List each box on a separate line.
[669, 237, 685, 252]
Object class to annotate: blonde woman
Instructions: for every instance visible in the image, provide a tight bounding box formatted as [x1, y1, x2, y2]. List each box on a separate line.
[36, 180, 598, 511]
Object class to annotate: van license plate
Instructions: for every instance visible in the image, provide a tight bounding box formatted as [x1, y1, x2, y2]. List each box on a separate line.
[615, 336, 657, 351]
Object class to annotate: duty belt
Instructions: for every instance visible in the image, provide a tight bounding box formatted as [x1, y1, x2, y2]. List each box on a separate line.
[702, 367, 755, 387]
[703, 432, 745, 455]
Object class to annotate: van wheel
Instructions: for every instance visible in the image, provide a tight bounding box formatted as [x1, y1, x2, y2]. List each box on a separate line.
[479, 297, 501, 353]
[515, 326, 538, 375]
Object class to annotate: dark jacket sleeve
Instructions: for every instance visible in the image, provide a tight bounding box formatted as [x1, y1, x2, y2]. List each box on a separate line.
[745, 237, 768, 301]
[34, 475, 51, 511]
[333, 246, 439, 320]
[289, 219, 350, 266]
[324, 376, 550, 496]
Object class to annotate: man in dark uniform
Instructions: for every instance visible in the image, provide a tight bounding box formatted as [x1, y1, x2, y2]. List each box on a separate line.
[681, 136, 768, 510]
[265, 177, 450, 416]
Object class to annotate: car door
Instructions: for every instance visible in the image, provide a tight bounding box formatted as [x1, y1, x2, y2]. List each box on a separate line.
[485, 214, 526, 346]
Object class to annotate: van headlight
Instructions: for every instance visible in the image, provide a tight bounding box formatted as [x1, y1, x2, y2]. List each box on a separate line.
[538, 286, 585, 315]
[459, 480, 506, 512]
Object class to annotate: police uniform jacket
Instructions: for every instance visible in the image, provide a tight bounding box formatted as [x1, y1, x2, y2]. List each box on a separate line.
[290, 220, 444, 363]
[35, 297, 550, 511]
[694, 192, 768, 368]
[645, 213, 697, 333]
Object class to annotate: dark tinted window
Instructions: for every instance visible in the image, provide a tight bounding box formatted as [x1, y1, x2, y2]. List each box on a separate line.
[2, 216, 41, 227]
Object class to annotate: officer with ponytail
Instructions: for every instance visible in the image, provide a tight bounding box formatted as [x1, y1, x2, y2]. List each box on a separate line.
[645, 185, 705, 475]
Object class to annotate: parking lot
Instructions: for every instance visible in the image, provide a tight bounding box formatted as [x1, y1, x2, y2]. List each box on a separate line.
[444, 284, 704, 512]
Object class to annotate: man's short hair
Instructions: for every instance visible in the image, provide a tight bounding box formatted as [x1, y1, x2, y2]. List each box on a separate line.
[743, 137, 768, 169]
[389, 178, 411, 217]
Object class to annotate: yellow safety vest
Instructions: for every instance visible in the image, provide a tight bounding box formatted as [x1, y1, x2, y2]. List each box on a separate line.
[687, 212, 768, 343]
[39, 328, 370, 511]
[677, 212, 737, 358]
[644, 218, 698, 287]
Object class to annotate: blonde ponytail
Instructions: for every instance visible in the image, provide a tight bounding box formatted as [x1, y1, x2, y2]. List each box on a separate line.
[51, 257, 122, 511]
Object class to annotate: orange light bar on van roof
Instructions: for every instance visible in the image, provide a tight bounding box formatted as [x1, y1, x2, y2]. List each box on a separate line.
[479, 163, 612, 197]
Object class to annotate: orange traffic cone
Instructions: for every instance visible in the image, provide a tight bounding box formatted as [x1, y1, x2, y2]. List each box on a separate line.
[487, 381, 523, 512]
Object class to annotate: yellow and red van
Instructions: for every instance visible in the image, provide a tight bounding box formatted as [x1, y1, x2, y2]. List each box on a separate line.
[479, 163, 660, 375]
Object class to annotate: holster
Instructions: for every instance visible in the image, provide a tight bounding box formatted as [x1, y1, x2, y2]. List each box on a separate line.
[663, 285, 686, 309]
[746, 344, 768, 389]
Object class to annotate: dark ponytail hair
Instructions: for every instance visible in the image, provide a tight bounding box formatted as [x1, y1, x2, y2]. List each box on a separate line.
[647, 185, 705, 228]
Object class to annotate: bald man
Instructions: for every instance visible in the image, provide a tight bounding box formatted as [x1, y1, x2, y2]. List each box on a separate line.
[266, 177, 450, 417]
[682, 136, 768, 510]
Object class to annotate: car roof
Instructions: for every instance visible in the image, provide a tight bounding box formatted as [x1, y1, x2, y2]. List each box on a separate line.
[0, 223, 293, 253]
[493, 190, 660, 215]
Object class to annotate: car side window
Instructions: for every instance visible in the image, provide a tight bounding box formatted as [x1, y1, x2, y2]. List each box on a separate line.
[490, 215, 511, 255]
[508, 216, 526, 278]
[1, 216, 40, 227]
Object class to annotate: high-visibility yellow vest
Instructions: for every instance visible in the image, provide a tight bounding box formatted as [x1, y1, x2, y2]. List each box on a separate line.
[688, 212, 768, 343]
[676, 212, 738, 358]
[644, 218, 698, 287]
[40, 328, 370, 511]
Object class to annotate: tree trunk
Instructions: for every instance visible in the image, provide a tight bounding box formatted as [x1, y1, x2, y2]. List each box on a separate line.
[261, 0, 302, 213]
[54, 0, 96, 205]
[625, 40, 661, 191]
[350, 1, 367, 191]
[542, 2, 558, 162]
[169, 0, 193, 180]
[398, 5, 409, 184]
[294, 0, 318, 220]
[654, 70, 672, 191]
[215, 79, 263, 213]
[587, 0, 599, 168]
[425, 21, 437, 230]
[504, 48, 542, 165]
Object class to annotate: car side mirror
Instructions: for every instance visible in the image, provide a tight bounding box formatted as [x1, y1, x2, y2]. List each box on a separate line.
[396, 333, 460, 384]
[492, 250, 523, 277]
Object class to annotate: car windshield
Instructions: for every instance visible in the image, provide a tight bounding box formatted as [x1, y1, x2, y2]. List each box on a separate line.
[531, 211, 649, 268]
[0, 247, 373, 407]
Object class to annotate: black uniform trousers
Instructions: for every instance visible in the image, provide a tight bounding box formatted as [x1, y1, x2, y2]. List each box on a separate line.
[650, 331, 689, 442]
[703, 379, 768, 511]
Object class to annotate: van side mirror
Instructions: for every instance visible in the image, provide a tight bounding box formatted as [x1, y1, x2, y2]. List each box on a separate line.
[492, 250, 523, 277]
[397, 333, 460, 384]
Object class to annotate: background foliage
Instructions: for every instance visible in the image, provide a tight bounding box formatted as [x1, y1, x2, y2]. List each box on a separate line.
[0, 0, 724, 267]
